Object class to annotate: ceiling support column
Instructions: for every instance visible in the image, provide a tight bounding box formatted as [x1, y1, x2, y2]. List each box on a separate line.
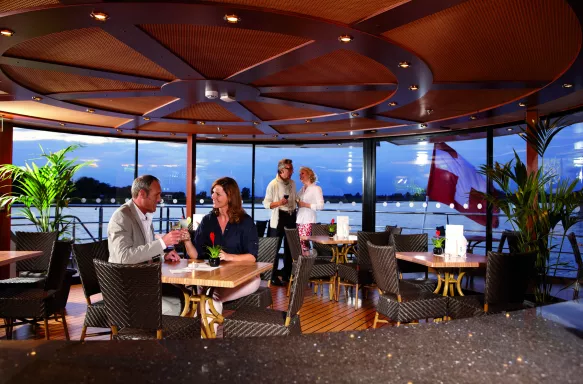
[526, 110, 539, 175]
[186, 134, 197, 220]
[0, 121, 13, 278]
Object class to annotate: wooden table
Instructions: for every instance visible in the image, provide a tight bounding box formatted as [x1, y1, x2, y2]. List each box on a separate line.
[396, 252, 487, 296]
[300, 235, 357, 263]
[0, 251, 43, 267]
[162, 259, 272, 338]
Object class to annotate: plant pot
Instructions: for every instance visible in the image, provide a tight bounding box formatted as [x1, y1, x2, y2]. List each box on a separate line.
[433, 247, 443, 256]
[209, 257, 220, 267]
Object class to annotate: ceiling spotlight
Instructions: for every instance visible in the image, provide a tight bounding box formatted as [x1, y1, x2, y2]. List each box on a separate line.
[217, 127, 221, 132]
[170, 132, 176, 136]
[351, 112, 359, 117]
[369, 130, 377, 134]
[507, 127, 513, 131]
[90, 11, 109, 22]
[409, 85, 419, 91]
[224, 14, 241, 24]
[305, 119, 312, 123]
[86, 109, 95, 113]
[0, 29, 14, 37]
[253, 121, 260, 125]
[338, 35, 353, 43]
[562, 83, 573, 88]
[116, 128, 122, 133]
[322, 133, 328, 136]
[222, 134, 228, 138]
[143, 117, 150, 121]
[469, 115, 477, 120]
[337, 143, 342, 146]
[425, 109, 433, 115]
[420, 123, 428, 128]
[388, 101, 398, 107]
[518, 102, 527, 107]
[197, 121, 206, 125]
[59, 123, 65, 127]
[31, 96, 42, 101]
[273, 134, 279, 138]
[398, 61, 411, 68]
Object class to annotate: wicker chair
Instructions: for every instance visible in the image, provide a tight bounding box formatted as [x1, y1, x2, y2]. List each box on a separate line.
[0, 232, 58, 287]
[0, 241, 72, 340]
[94, 260, 200, 340]
[385, 226, 403, 246]
[337, 231, 391, 309]
[223, 237, 279, 311]
[449, 251, 537, 319]
[311, 224, 335, 261]
[285, 228, 336, 300]
[256, 220, 268, 238]
[393, 233, 436, 292]
[497, 230, 520, 253]
[567, 233, 583, 300]
[72, 240, 111, 340]
[223, 253, 316, 338]
[367, 242, 448, 327]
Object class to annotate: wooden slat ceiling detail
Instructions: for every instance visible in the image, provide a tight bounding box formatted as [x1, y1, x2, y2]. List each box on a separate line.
[139, 122, 261, 135]
[139, 24, 311, 80]
[379, 89, 535, 122]
[71, 96, 178, 115]
[0, 101, 128, 127]
[275, 118, 395, 134]
[263, 90, 395, 111]
[252, 49, 397, 86]
[239, 101, 329, 120]
[205, 0, 406, 24]
[1, 65, 158, 94]
[0, 0, 59, 14]
[383, 0, 582, 82]
[447, 111, 525, 129]
[165, 103, 244, 121]
[4, 28, 175, 81]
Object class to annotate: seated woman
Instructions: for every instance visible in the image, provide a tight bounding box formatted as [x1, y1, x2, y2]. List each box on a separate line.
[182, 177, 259, 316]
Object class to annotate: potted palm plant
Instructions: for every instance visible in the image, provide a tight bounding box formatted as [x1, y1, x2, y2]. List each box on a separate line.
[477, 116, 582, 304]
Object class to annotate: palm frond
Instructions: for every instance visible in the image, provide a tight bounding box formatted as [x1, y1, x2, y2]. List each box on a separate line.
[519, 116, 571, 157]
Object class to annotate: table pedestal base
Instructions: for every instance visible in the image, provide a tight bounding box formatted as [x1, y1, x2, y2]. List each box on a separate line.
[434, 269, 466, 296]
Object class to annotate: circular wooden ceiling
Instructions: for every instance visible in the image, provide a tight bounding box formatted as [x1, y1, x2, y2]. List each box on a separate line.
[0, 0, 581, 142]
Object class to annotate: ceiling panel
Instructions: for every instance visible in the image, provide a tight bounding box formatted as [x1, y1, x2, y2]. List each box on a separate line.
[264, 90, 394, 111]
[166, 102, 244, 121]
[140, 122, 261, 135]
[240, 101, 327, 120]
[70, 96, 178, 115]
[0, 0, 59, 14]
[275, 118, 395, 134]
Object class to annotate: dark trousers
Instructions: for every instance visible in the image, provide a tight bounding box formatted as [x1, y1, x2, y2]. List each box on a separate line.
[269, 210, 296, 281]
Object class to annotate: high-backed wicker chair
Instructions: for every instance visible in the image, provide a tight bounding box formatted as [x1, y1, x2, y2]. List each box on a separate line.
[223, 237, 279, 311]
[255, 220, 268, 238]
[567, 233, 582, 300]
[497, 230, 521, 253]
[337, 231, 391, 309]
[311, 224, 335, 261]
[285, 228, 336, 299]
[449, 251, 537, 319]
[94, 260, 200, 340]
[367, 242, 448, 327]
[223, 253, 316, 338]
[0, 241, 71, 340]
[393, 233, 436, 292]
[385, 226, 403, 246]
[72, 240, 111, 340]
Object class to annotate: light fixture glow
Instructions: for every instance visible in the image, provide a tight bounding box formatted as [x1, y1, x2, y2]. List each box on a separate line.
[436, 203, 441, 208]
[90, 11, 109, 22]
[59, 123, 65, 127]
[409, 85, 419, 91]
[388, 101, 398, 107]
[224, 14, 241, 24]
[198, 121, 206, 125]
[338, 35, 353, 43]
[322, 133, 328, 136]
[31, 96, 42, 101]
[398, 61, 411, 68]
[469, 115, 477, 120]
[396, 202, 401, 207]
[170, 132, 176, 136]
[253, 121, 260, 125]
[420, 123, 427, 128]
[143, 117, 150, 121]
[477, 203, 483, 209]
[351, 112, 359, 117]
[86, 109, 95, 113]
[507, 128, 513, 132]
[449, 203, 454, 209]
[346, 176, 353, 184]
[518, 102, 527, 107]
[463, 203, 469, 209]
[562, 83, 573, 88]
[116, 128, 122, 132]
[425, 109, 433, 115]
[0, 29, 14, 37]
[409, 202, 414, 208]
[305, 119, 312, 123]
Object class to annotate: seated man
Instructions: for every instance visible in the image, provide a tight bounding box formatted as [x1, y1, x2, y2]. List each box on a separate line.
[108, 174, 185, 315]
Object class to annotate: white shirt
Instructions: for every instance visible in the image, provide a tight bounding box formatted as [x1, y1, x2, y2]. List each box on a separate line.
[262, 176, 297, 229]
[296, 184, 324, 224]
[132, 202, 166, 249]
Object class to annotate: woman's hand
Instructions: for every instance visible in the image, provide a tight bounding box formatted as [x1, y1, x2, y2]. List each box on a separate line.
[179, 229, 191, 242]
[219, 250, 234, 261]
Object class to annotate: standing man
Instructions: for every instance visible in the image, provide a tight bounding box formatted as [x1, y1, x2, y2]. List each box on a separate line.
[108, 175, 184, 314]
[263, 159, 297, 286]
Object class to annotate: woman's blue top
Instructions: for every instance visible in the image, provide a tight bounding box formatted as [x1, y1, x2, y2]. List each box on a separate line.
[191, 212, 258, 260]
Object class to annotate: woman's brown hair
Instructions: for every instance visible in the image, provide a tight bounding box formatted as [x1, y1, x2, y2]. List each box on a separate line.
[211, 177, 246, 224]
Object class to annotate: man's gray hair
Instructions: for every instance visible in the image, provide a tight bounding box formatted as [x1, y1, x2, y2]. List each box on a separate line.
[277, 158, 293, 174]
[131, 175, 159, 198]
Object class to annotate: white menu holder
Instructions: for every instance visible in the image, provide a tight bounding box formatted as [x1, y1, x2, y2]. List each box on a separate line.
[444, 224, 467, 259]
[337, 216, 350, 240]
[192, 214, 205, 231]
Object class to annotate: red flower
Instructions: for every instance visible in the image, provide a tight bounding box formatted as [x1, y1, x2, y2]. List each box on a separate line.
[331, 218, 335, 224]
[435, 230, 440, 237]
[210, 232, 215, 246]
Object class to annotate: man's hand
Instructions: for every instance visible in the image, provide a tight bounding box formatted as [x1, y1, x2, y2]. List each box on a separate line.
[162, 230, 183, 246]
[164, 249, 180, 262]
[278, 197, 288, 207]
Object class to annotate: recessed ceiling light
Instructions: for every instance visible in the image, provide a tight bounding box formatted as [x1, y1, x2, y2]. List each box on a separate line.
[350, 131, 354, 135]
[143, 117, 150, 121]
[398, 61, 411, 68]
[170, 132, 176, 136]
[198, 121, 205, 125]
[337, 143, 342, 146]
[224, 14, 241, 24]
[222, 134, 228, 138]
[90, 11, 109, 22]
[409, 85, 419, 91]
[305, 119, 312, 123]
[116, 128, 122, 133]
[518, 102, 527, 107]
[388, 101, 398, 107]
[562, 83, 573, 88]
[370, 130, 377, 134]
[0, 29, 14, 37]
[253, 121, 260, 125]
[425, 109, 433, 115]
[322, 133, 328, 136]
[59, 123, 65, 127]
[351, 112, 359, 117]
[420, 123, 428, 128]
[31, 96, 42, 101]
[469, 115, 477, 120]
[86, 109, 95, 113]
[217, 127, 221, 132]
[273, 134, 279, 138]
[507, 127, 513, 131]
[338, 35, 353, 43]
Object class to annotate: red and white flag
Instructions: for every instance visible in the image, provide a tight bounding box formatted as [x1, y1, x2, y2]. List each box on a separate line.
[426, 142, 499, 227]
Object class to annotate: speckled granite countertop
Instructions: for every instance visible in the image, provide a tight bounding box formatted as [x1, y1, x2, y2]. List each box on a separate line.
[1, 300, 583, 383]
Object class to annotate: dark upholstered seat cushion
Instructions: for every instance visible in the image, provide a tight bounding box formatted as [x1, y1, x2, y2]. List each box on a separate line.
[377, 289, 448, 323]
[114, 315, 200, 340]
[0, 288, 58, 318]
[401, 278, 437, 293]
[223, 286, 273, 311]
[224, 306, 301, 338]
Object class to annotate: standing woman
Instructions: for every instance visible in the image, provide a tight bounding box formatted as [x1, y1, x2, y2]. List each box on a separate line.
[182, 177, 259, 316]
[296, 166, 325, 252]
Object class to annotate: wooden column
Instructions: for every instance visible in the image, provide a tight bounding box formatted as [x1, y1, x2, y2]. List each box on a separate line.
[526, 110, 539, 174]
[186, 134, 196, 219]
[0, 121, 13, 278]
